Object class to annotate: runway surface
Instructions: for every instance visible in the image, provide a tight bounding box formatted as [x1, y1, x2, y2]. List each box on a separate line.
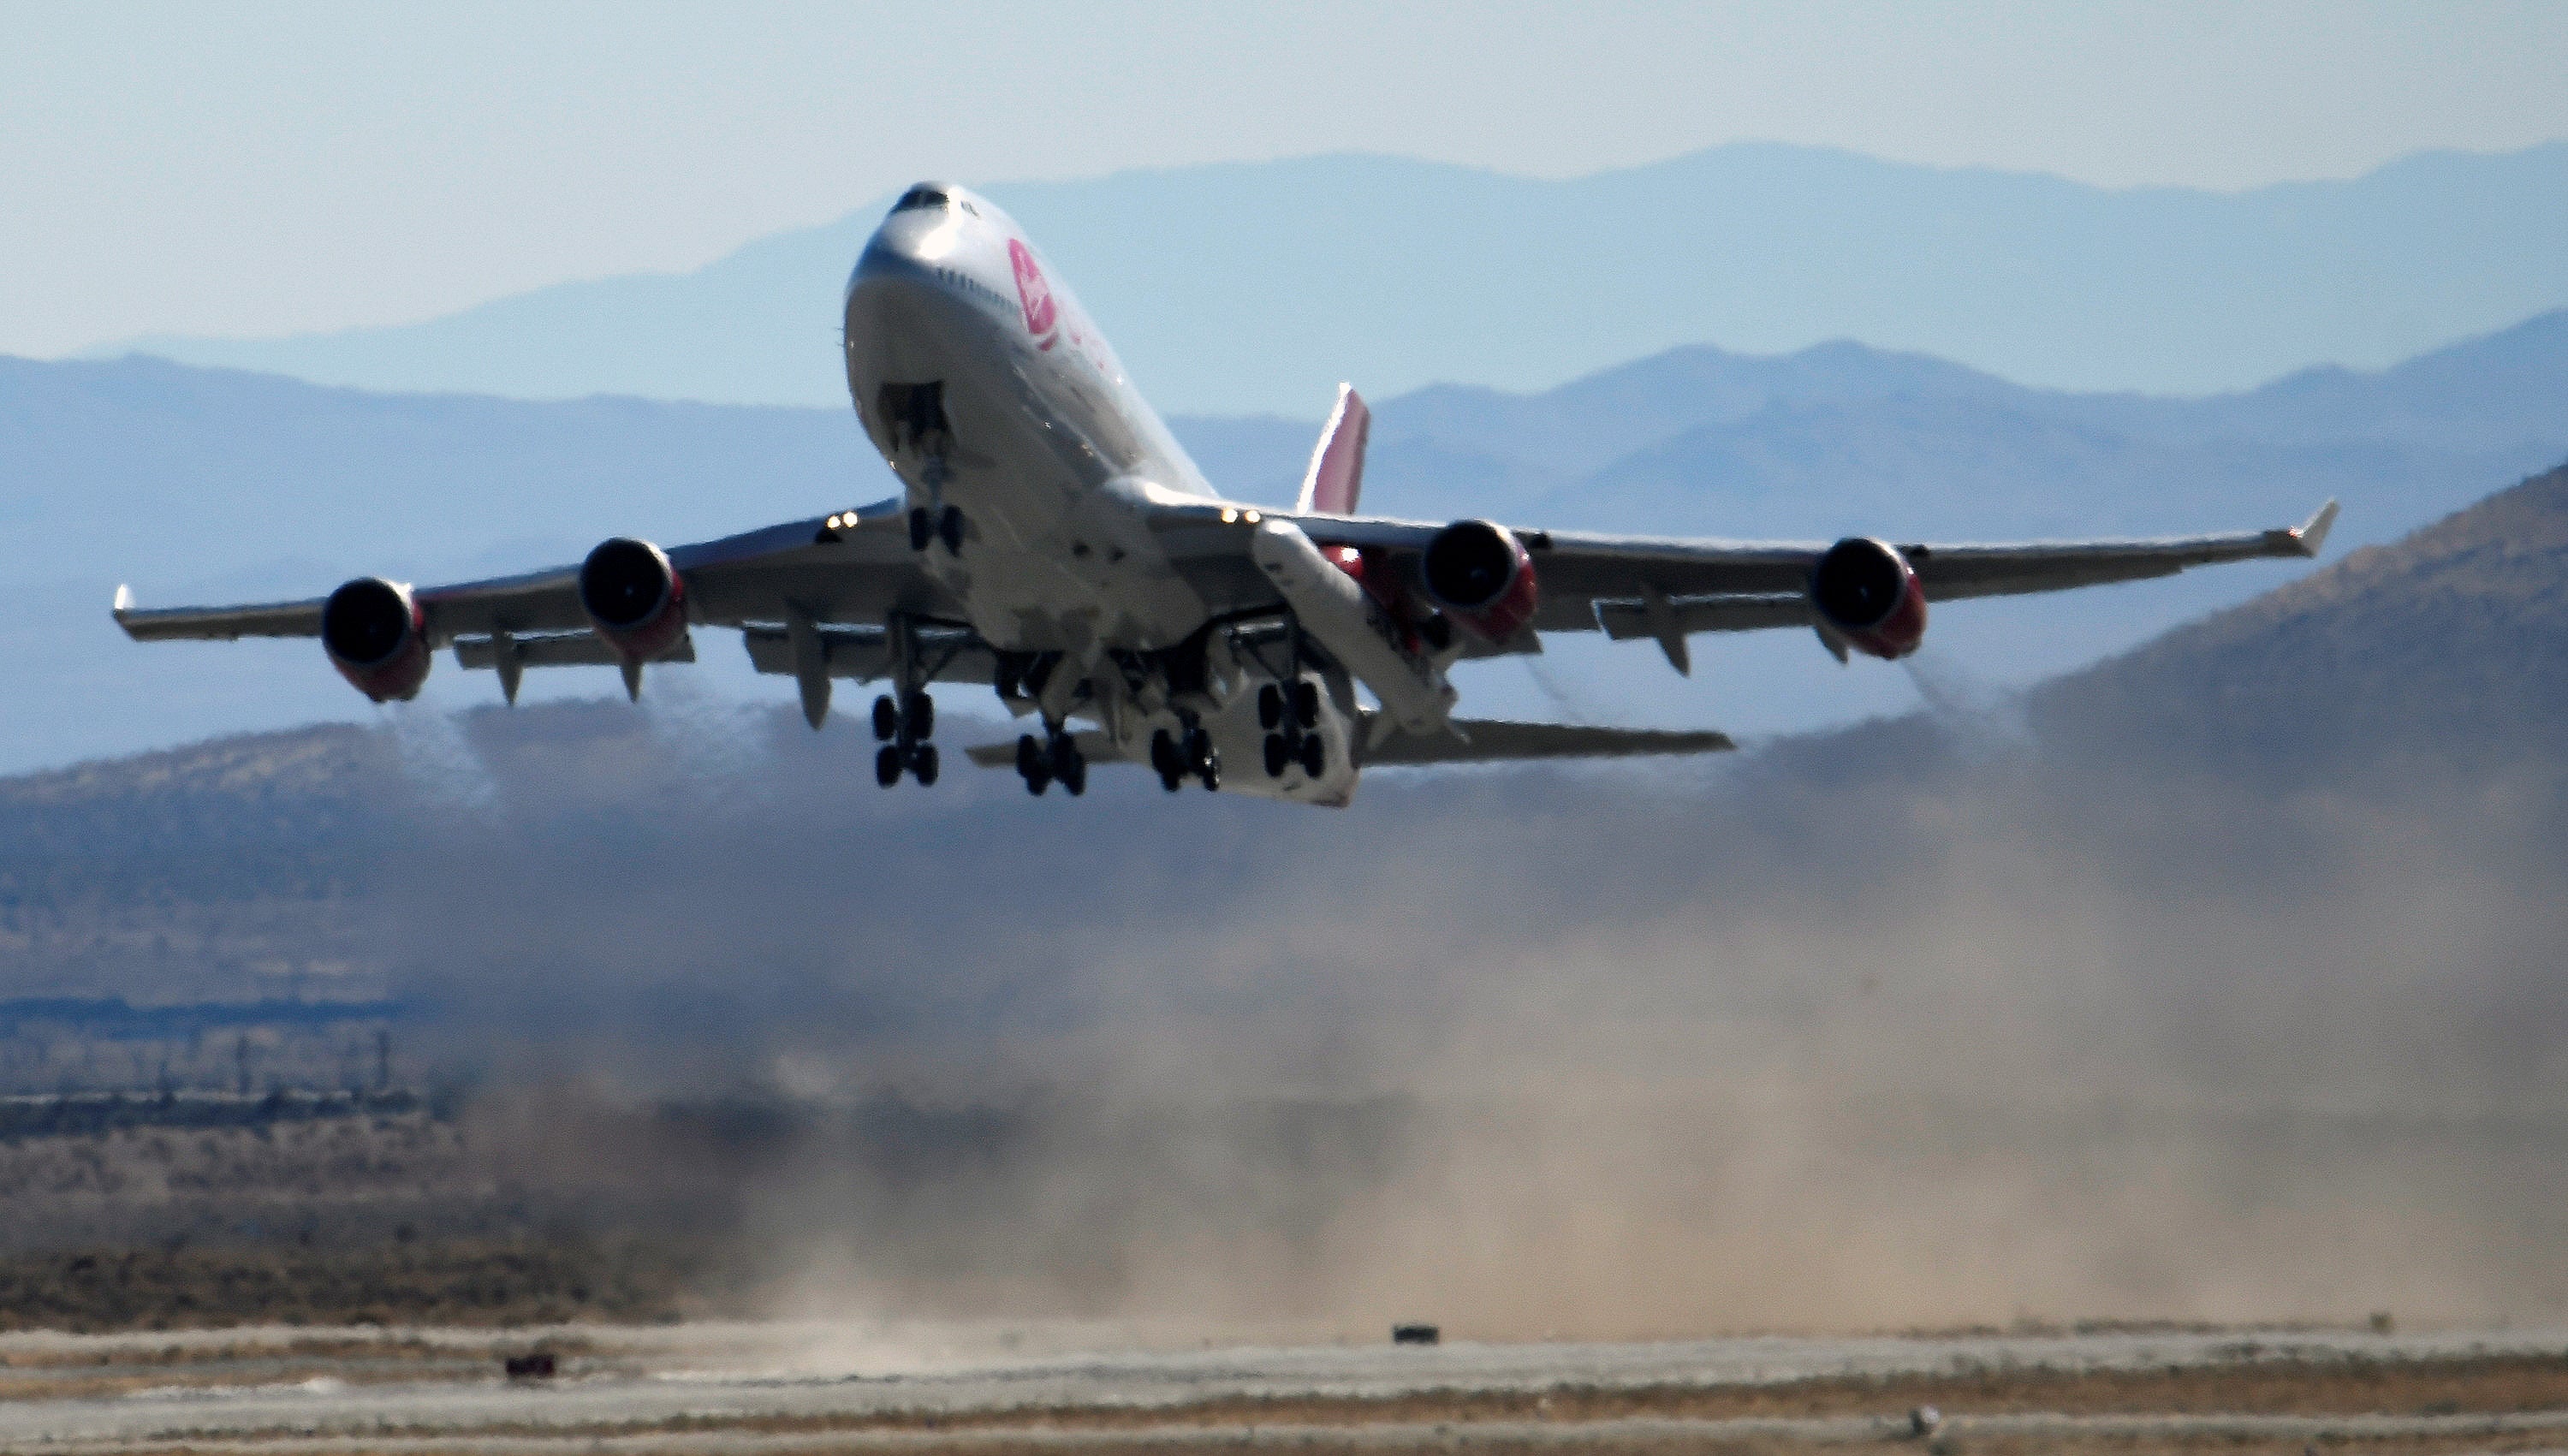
[4, 1320, 2565, 1453]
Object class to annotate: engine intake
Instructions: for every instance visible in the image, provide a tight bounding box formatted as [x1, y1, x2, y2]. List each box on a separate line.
[1810, 537, 1927, 660]
[579, 537, 687, 662]
[1420, 520, 1538, 642]
[320, 577, 430, 702]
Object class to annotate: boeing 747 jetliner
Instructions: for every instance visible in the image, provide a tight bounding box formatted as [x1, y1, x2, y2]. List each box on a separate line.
[116, 183, 2337, 806]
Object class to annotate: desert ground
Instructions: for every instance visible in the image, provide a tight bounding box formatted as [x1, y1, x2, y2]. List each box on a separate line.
[3, 1320, 2568, 1454]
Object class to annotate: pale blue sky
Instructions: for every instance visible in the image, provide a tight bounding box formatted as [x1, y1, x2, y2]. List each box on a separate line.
[4, 0, 2565, 358]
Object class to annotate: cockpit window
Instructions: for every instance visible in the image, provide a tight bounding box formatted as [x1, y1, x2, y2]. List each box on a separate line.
[892, 186, 951, 213]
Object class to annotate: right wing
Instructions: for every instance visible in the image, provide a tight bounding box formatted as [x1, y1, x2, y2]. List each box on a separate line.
[114, 496, 963, 662]
[1357, 716, 1733, 765]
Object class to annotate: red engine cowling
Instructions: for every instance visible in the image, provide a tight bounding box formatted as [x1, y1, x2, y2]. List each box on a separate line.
[1420, 520, 1539, 642]
[1810, 537, 1928, 659]
[579, 537, 688, 662]
[321, 577, 431, 702]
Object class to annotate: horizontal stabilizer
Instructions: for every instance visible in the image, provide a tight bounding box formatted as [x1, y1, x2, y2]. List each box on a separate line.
[1361, 716, 1733, 765]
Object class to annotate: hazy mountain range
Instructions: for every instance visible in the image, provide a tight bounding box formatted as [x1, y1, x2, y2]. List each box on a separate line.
[8, 308, 2565, 774]
[99, 143, 2568, 416]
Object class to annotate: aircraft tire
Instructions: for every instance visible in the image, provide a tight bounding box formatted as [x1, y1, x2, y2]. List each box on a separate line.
[1049, 733, 1081, 781]
[905, 692, 934, 740]
[1299, 732, 1325, 776]
[913, 743, 940, 787]
[1262, 733, 1289, 778]
[1257, 684, 1283, 730]
[1198, 750, 1220, 793]
[1150, 728, 1177, 777]
[874, 746, 901, 787]
[872, 695, 898, 741]
[907, 508, 932, 551]
[1293, 680, 1321, 728]
[938, 505, 965, 554]
[1158, 765, 1184, 793]
[1061, 755, 1086, 796]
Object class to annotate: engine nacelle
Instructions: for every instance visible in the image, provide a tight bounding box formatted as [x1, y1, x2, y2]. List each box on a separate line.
[1810, 537, 1928, 660]
[579, 537, 688, 663]
[1420, 520, 1538, 642]
[321, 577, 430, 702]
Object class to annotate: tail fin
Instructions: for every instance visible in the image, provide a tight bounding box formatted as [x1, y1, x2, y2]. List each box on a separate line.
[1295, 383, 1370, 515]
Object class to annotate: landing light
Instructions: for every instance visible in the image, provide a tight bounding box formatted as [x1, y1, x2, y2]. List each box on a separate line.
[1244, 510, 1262, 524]
[1220, 508, 1239, 523]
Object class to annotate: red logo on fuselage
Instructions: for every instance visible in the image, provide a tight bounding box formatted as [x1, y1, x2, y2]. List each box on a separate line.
[1008, 239, 1058, 342]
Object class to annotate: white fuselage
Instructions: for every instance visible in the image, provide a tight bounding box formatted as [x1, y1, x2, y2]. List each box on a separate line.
[842, 185, 1360, 805]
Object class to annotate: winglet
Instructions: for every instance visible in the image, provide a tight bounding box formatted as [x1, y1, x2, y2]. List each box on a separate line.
[2284, 499, 2339, 558]
[112, 585, 134, 621]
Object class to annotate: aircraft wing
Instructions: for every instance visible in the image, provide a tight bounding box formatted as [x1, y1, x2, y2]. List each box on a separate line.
[113, 497, 966, 673]
[1152, 498, 2337, 653]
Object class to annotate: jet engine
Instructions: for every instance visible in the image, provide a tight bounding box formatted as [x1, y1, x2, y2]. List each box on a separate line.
[1810, 537, 1927, 659]
[579, 537, 688, 662]
[320, 577, 430, 702]
[1420, 519, 1538, 641]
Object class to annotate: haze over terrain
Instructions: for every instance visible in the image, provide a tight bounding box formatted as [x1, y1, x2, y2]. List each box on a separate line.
[99, 144, 2568, 415]
[0, 461, 2560, 1334]
[12, 310, 2566, 773]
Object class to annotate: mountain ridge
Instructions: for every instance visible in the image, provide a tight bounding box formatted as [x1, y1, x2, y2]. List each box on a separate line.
[94, 141, 2568, 415]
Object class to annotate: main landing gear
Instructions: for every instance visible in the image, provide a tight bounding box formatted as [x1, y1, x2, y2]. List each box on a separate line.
[1149, 721, 1221, 793]
[1016, 727, 1087, 797]
[1257, 680, 1325, 780]
[871, 690, 937, 787]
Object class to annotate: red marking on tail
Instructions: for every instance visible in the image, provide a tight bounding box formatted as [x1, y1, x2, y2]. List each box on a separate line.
[1296, 384, 1369, 516]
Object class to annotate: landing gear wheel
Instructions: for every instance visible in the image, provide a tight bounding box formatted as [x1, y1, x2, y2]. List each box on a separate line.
[1049, 732, 1082, 781]
[1015, 735, 1051, 795]
[912, 743, 939, 787]
[907, 508, 932, 552]
[1293, 680, 1322, 729]
[1299, 732, 1325, 777]
[1263, 733, 1290, 779]
[875, 745, 901, 787]
[1061, 754, 1087, 796]
[1197, 750, 1221, 793]
[871, 695, 898, 742]
[937, 505, 965, 554]
[904, 692, 934, 740]
[1150, 729, 1177, 776]
[1257, 683, 1284, 731]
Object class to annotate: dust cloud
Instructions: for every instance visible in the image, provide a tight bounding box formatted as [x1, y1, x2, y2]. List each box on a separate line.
[359, 696, 2568, 1340]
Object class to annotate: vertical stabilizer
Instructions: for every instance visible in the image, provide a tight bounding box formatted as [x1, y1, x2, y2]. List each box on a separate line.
[1295, 384, 1370, 515]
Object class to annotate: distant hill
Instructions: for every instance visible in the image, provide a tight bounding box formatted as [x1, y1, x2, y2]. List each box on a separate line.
[2038, 461, 2568, 780]
[8, 314, 2565, 771]
[100, 143, 2568, 415]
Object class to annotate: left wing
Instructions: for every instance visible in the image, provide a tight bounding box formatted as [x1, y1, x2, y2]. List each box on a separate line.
[1149, 498, 2338, 662]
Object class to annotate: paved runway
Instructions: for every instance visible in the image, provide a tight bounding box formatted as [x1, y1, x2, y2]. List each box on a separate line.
[3, 1321, 2564, 1453]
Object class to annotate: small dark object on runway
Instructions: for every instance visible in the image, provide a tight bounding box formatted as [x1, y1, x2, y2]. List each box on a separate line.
[1910, 1404, 1943, 1436]
[503, 1351, 557, 1380]
[1392, 1322, 1440, 1346]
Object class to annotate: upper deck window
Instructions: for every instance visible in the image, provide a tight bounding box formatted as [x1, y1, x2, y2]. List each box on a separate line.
[891, 187, 952, 213]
